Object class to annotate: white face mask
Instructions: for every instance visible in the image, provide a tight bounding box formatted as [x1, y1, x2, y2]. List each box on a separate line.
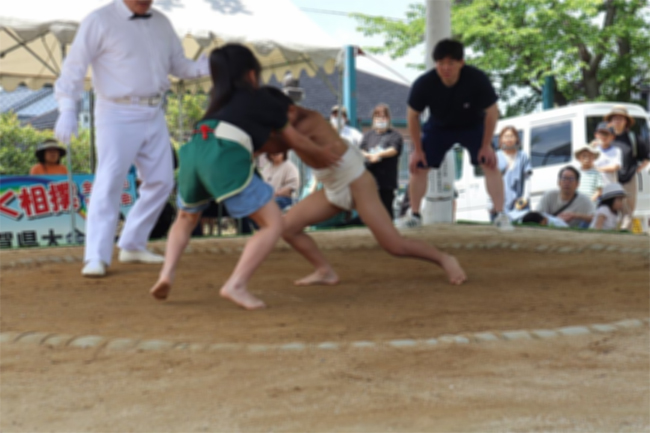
[373, 119, 388, 130]
[330, 117, 343, 130]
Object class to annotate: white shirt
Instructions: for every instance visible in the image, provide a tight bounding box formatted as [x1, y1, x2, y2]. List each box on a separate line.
[594, 145, 622, 186]
[340, 125, 363, 148]
[55, 0, 209, 110]
[589, 205, 620, 230]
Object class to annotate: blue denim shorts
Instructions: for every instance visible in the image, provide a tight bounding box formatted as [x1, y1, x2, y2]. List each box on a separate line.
[176, 174, 273, 218]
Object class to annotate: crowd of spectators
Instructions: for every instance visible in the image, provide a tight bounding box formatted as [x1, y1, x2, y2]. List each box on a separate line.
[23, 105, 648, 237]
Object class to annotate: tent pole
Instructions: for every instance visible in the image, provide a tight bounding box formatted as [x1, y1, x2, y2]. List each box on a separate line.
[343, 45, 358, 128]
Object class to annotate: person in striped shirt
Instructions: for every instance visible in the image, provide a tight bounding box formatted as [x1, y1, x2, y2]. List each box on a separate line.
[574, 143, 603, 202]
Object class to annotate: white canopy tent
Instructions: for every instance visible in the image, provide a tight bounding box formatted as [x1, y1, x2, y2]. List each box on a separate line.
[0, 0, 343, 91]
[1, 0, 345, 242]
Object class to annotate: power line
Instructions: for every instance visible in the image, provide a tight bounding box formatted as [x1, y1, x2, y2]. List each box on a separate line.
[300, 7, 403, 22]
[361, 52, 413, 85]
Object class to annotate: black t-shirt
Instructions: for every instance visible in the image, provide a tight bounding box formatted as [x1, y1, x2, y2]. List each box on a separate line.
[359, 129, 403, 190]
[613, 131, 650, 184]
[204, 88, 289, 151]
[408, 65, 498, 129]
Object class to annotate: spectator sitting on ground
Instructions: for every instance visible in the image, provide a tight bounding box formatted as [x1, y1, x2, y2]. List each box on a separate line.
[589, 183, 627, 231]
[535, 166, 594, 228]
[520, 211, 568, 228]
[574, 143, 602, 202]
[330, 105, 363, 148]
[30, 139, 68, 175]
[261, 150, 300, 211]
[593, 122, 622, 186]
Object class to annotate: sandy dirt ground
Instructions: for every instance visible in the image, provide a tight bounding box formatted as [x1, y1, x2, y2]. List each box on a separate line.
[1, 225, 649, 432]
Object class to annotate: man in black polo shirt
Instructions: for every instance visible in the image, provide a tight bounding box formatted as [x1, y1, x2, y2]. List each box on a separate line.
[360, 103, 403, 219]
[396, 39, 511, 230]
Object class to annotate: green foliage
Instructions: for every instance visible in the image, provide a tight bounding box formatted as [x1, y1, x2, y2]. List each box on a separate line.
[165, 92, 208, 147]
[351, 3, 426, 67]
[0, 112, 92, 175]
[352, 0, 650, 115]
[0, 91, 208, 175]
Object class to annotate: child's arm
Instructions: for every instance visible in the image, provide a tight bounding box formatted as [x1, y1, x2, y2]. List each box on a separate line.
[596, 163, 620, 173]
[591, 187, 602, 202]
[593, 213, 606, 230]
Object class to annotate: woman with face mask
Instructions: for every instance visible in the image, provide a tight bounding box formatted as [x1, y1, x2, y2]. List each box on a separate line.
[359, 104, 404, 218]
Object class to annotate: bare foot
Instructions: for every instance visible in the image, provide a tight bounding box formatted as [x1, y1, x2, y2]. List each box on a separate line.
[150, 279, 172, 300]
[440, 254, 467, 285]
[294, 269, 339, 286]
[220, 283, 266, 310]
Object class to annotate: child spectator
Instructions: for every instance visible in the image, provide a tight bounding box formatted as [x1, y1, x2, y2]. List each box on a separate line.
[29, 139, 68, 175]
[593, 122, 622, 186]
[589, 183, 626, 231]
[574, 143, 602, 202]
[261, 150, 300, 211]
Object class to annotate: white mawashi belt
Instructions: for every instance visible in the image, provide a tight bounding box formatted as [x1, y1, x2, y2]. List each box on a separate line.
[108, 94, 163, 106]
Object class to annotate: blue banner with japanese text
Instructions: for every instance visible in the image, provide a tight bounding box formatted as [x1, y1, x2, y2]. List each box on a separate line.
[0, 174, 137, 248]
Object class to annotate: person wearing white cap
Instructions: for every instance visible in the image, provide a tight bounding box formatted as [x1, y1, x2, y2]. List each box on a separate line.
[574, 143, 602, 202]
[330, 105, 363, 148]
[589, 183, 627, 231]
[604, 105, 650, 230]
[54, 0, 209, 277]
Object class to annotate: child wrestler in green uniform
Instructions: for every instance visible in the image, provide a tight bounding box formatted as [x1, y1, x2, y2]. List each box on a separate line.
[150, 44, 338, 309]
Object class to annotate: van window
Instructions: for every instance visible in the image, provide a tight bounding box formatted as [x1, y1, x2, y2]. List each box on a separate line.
[530, 121, 572, 168]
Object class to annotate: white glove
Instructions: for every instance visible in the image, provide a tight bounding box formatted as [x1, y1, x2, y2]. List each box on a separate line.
[54, 110, 78, 144]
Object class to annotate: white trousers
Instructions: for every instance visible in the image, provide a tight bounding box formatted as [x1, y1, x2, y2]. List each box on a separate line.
[84, 100, 174, 265]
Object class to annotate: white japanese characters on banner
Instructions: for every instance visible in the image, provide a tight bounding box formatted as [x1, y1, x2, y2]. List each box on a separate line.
[0, 174, 137, 248]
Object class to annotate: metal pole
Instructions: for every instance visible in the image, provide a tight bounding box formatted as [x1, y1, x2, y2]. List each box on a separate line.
[343, 45, 358, 128]
[542, 75, 555, 110]
[61, 42, 78, 244]
[420, 0, 455, 225]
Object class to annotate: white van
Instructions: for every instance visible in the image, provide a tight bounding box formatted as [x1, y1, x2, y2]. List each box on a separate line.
[453, 102, 650, 231]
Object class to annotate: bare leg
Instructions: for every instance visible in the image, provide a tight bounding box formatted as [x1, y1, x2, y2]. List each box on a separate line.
[620, 177, 637, 230]
[351, 172, 466, 285]
[150, 210, 202, 300]
[219, 200, 283, 310]
[409, 168, 428, 214]
[282, 190, 342, 285]
[483, 164, 505, 213]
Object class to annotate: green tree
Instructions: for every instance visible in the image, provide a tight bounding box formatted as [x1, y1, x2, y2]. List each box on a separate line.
[0, 112, 92, 175]
[165, 92, 208, 146]
[352, 0, 650, 116]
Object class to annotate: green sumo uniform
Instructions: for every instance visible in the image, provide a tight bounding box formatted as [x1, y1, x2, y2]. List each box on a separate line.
[178, 119, 255, 208]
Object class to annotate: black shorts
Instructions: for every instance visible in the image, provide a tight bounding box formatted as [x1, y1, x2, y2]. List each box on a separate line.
[418, 123, 484, 169]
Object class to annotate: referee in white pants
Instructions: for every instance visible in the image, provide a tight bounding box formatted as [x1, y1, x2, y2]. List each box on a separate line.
[55, 0, 209, 277]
